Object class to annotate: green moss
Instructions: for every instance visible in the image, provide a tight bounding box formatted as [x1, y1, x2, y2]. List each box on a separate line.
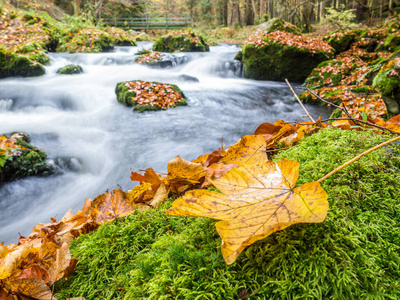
[242, 42, 332, 82]
[115, 81, 187, 112]
[328, 108, 343, 123]
[57, 64, 83, 75]
[0, 48, 45, 78]
[260, 18, 302, 35]
[105, 27, 137, 46]
[57, 29, 114, 53]
[325, 32, 355, 53]
[54, 129, 400, 299]
[153, 31, 209, 53]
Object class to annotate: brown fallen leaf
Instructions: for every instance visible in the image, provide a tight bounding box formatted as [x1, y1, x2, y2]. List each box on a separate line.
[90, 189, 138, 224]
[166, 159, 328, 264]
[5, 278, 53, 300]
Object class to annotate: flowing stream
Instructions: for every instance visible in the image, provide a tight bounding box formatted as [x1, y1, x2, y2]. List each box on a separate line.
[0, 43, 330, 243]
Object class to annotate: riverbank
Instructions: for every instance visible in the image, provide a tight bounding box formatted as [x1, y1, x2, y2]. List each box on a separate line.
[53, 128, 400, 299]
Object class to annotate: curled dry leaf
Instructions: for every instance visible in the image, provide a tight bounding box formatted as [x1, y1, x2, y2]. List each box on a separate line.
[166, 159, 329, 264]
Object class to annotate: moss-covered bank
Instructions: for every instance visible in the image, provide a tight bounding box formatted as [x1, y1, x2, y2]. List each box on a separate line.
[55, 129, 400, 299]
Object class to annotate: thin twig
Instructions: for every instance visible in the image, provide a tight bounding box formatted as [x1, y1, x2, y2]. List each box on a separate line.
[285, 79, 315, 123]
[326, 118, 400, 135]
[317, 135, 400, 183]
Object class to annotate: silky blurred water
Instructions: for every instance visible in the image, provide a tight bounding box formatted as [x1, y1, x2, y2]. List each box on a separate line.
[0, 43, 329, 243]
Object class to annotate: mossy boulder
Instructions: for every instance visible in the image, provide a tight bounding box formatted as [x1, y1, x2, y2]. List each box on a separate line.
[105, 27, 137, 46]
[256, 18, 302, 35]
[0, 48, 45, 78]
[324, 31, 356, 53]
[153, 30, 209, 52]
[0, 133, 55, 183]
[57, 28, 114, 53]
[57, 64, 83, 75]
[242, 31, 334, 82]
[54, 129, 400, 299]
[373, 56, 400, 106]
[115, 80, 187, 112]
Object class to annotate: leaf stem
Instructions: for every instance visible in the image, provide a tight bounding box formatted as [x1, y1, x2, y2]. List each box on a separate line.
[317, 135, 400, 183]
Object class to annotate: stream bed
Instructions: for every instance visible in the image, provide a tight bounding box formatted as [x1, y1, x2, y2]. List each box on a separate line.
[0, 43, 330, 243]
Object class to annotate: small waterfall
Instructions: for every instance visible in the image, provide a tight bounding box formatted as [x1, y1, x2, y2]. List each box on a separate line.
[0, 98, 13, 111]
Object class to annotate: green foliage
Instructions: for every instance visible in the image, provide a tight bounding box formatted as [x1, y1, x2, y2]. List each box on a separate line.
[322, 4, 358, 31]
[55, 129, 400, 299]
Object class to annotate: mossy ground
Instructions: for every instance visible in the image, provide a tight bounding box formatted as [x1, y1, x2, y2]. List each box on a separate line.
[55, 129, 400, 299]
[0, 48, 45, 78]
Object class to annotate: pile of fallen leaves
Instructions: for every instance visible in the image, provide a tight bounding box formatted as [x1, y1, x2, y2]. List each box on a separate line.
[123, 80, 185, 109]
[135, 52, 163, 64]
[245, 30, 334, 55]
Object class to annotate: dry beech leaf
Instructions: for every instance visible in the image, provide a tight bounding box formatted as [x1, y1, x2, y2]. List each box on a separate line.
[166, 159, 329, 265]
[0, 287, 14, 300]
[13, 264, 49, 284]
[63, 258, 78, 281]
[90, 189, 137, 224]
[0, 245, 32, 279]
[6, 278, 53, 300]
[47, 243, 70, 285]
[147, 182, 169, 207]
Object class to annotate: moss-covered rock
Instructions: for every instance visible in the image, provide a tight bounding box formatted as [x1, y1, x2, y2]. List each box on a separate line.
[153, 30, 209, 52]
[242, 31, 334, 82]
[373, 56, 400, 105]
[0, 133, 55, 183]
[57, 28, 114, 53]
[54, 129, 400, 300]
[324, 31, 356, 53]
[115, 80, 187, 112]
[57, 64, 83, 75]
[0, 48, 45, 78]
[256, 18, 302, 35]
[105, 27, 137, 46]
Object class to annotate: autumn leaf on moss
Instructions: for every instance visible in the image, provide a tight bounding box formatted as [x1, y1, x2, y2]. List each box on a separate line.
[89, 189, 139, 224]
[166, 159, 329, 265]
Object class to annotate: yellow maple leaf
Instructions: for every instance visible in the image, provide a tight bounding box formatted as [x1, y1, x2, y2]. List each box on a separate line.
[166, 159, 329, 265]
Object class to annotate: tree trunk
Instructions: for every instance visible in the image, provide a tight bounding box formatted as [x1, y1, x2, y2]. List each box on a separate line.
[259, 0, 266, 19]
[244, 0, 254, 25]
[251, 0, 259, 23]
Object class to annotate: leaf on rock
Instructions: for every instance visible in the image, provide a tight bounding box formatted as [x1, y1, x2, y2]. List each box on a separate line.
[90, 189, 138, 224]
[166, 159, 329, 265]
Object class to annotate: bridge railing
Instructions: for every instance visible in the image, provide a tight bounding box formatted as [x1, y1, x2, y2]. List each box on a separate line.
[102, 15, 193, 30]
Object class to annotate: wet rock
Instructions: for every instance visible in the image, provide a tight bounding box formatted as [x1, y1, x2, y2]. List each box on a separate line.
[57, 64, 83, 75]
[178, 74, 199, 82]
[382, 96, 400, 115]
[136, 52, 190, 69]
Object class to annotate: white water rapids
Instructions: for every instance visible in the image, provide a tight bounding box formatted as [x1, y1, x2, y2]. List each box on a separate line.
[0, 43, 330, 243]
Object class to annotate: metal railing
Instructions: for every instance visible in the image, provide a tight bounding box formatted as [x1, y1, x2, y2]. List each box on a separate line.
[102, 15, 193, 30]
